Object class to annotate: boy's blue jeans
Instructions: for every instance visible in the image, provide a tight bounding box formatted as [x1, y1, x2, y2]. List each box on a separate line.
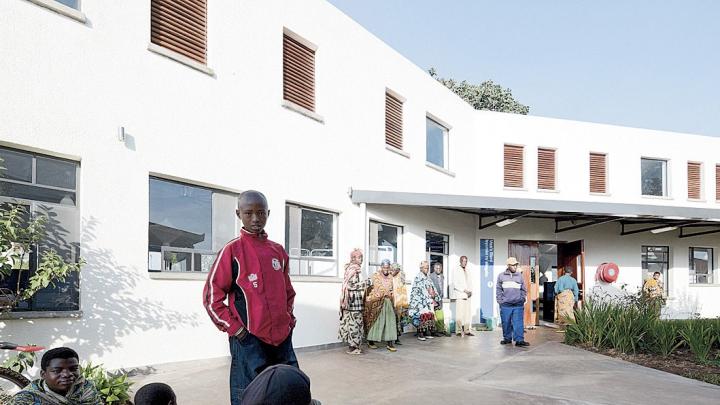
[500, 304, 525, 342]
[229, 331, 298, 405]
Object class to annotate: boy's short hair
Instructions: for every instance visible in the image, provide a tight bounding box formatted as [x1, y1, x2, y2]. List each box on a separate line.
[134, 382, 177, 405]
[653, 271, 661, 276]
[41, 347, 79, 370]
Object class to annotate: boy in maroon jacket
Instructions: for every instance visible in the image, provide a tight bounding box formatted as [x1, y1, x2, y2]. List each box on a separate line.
[203, 190, 298, 404]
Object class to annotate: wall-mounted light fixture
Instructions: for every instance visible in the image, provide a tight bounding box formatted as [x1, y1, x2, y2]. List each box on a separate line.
[118, 126, 126, 142]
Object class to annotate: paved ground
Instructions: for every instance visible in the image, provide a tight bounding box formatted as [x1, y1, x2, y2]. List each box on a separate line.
[130, 327, 719, 404]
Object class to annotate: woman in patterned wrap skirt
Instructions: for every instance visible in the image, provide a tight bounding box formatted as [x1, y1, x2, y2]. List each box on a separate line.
[339, 249, 366, 355]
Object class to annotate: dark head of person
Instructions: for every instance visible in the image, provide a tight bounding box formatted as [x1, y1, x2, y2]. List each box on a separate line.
[653, 271, 661, 280]
[240, 364, 319, 405]
[506, 257, 519, 273]
[40, 347, 81, 396]
[433, 262, 443, 275]
[236, 190, 269, 234]
[460, 256, 468, 268]
[134, 382, 177, 405]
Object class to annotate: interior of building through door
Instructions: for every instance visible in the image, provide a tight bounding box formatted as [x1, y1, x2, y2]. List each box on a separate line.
[508, 240, 585, 327]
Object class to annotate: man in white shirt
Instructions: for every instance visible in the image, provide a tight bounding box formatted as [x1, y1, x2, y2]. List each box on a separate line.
[452, 256, 474, 337]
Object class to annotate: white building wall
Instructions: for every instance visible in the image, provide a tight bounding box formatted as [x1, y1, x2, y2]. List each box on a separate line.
[0, 0, 718, 369]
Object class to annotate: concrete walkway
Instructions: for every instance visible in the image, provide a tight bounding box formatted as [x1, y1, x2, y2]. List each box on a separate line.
[130, 328, 719, 404]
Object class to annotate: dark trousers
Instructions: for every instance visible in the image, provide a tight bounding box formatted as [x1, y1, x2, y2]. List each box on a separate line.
[229, 332, 298, 405]
[500, 304, 525, 342]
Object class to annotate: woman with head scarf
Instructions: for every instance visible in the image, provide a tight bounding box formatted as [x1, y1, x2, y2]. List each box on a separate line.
[338, 249, 366, 355]
[364, 259, 398, 351]
[409, 261, 437, 341]
[391, 263, 409, 345]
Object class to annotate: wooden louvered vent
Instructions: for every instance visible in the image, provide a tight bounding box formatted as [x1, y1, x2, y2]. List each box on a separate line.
[688, 162, 702, 199]
[537, 148, 556, 190]
[283, 34, 315, 112]
[589, 153, 607, 194]
[385, 92, 403, 150]
[716, 164, 720, 201]
[504, 145, 524, 188]
[151, 0, 207, 65]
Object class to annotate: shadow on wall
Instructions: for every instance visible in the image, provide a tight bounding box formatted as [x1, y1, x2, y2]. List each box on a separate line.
[2, 216, 200, 365]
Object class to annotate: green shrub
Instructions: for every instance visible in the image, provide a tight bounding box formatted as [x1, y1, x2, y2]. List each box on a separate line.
[2, 350, 36, 374]
[680, 319, 717, 364]
[648, 320, 684, 357]
[81, 363, 133, 405]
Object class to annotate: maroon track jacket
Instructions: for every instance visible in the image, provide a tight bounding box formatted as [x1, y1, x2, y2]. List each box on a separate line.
[203, 228, 296, 346]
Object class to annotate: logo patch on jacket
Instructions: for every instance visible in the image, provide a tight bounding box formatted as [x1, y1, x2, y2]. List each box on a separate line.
[272, 258, 281, 271]
[248, 273, 258, 288]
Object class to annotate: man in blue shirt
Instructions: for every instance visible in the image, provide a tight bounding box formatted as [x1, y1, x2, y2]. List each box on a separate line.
[554, 268, 579, 324]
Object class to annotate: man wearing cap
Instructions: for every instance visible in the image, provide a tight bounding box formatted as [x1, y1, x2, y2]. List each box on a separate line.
[451, 256, 474, 337]
[496, 257, 529, 347]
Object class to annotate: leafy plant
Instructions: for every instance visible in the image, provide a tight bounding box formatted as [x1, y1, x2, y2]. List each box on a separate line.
[0, 203, 83, 311]
[22, 250, 84, 300]
[680, 319, 717, 363]
[649, 320, 684, 357]
[2, 350, 36, 374]
[81, 362, 133, 405]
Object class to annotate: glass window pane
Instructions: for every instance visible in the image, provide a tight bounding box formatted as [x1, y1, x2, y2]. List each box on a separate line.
[31, 203, 80, 311]
[0, 149, 32, 182]
[0, 182, 76, 205]
[690, 247, 712, 284]
[212, 192, 238, 251]
[641, 159, 666, 196]
[149, 178, 212, 251]
[301, 209, 334, 258]
[164, 250, 192, 272]
[55, 0, 79, 9]
[376, 223, 399, 264]
[426, 118, 446, 167]
[36, 157, 77, 190]
[426, 231, 448, 254]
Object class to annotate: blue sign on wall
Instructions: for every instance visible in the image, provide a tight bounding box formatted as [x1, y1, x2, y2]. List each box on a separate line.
[479, 239, 495, 323]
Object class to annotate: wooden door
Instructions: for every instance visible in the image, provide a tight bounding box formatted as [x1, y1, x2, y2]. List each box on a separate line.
[558, 240, 585, 305]
[508, 241, 540, 326]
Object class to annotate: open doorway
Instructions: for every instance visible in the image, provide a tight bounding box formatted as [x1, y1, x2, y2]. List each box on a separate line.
[509, 240, 585, 326]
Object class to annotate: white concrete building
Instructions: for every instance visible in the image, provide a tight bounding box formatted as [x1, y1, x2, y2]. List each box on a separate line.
[1, 0, 719, 369]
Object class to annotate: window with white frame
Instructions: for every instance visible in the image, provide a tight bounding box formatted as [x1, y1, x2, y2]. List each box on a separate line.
[0, 147, 80, 311]
[285, 203, 338, 277]
[641, 158, 668, 197]
[368, 221, 403, 274]
[641, 246, 669, 296]
[426, 117, 449, 169]
[148, 177, 238, 273]
[689, 247, 714, 284]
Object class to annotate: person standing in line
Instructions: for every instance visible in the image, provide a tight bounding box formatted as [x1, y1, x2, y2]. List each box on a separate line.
[452, 256, 474, 337]
[554, 268, 579, 324]
[409, 261, 438, 341]
[203, 190, 298, 403]
[338, 249, 366, 355]
[497, 257, 529, 347]
[429, 262, 449, 336]
[364, 259, 398, 351]
[391, 263, 409, 345]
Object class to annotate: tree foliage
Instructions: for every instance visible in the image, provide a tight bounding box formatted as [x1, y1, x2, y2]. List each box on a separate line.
[429, 68, 530, 115]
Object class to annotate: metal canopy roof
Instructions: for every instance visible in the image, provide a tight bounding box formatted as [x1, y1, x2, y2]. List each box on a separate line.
[350, 190, 720, 238]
